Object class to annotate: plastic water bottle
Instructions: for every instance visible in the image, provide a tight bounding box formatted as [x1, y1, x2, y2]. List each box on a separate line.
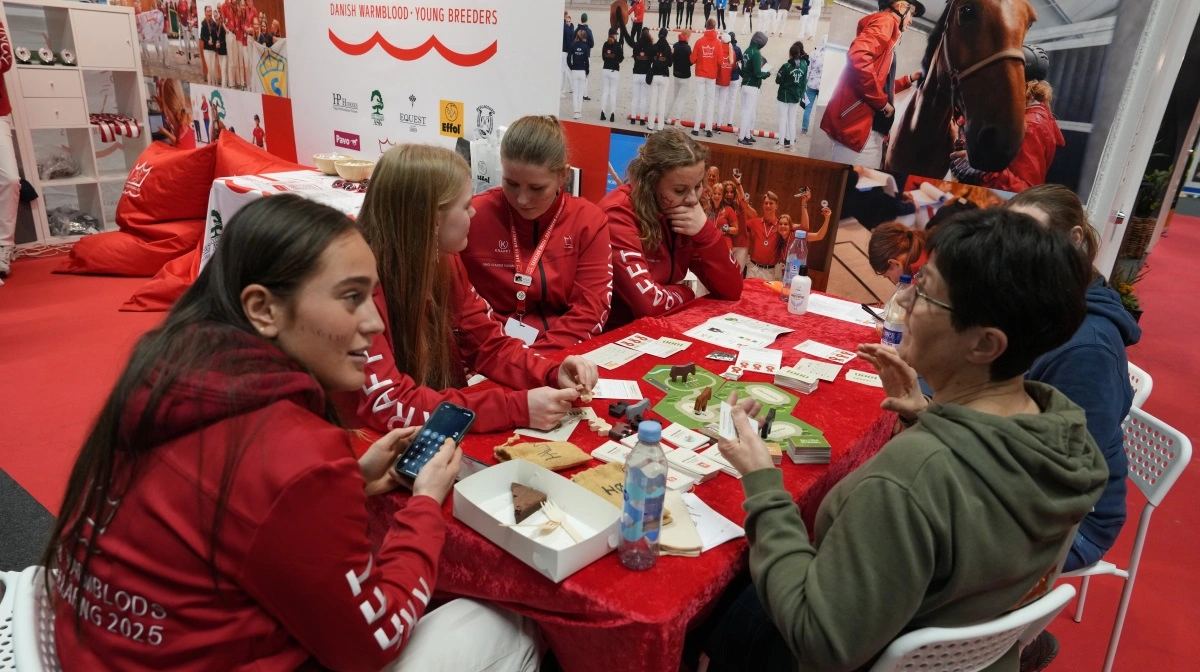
[787, 265, 812, 315]
[619, 421, 668, 570]
[779, 230, 809, 301]
[881, 274, 912, 347]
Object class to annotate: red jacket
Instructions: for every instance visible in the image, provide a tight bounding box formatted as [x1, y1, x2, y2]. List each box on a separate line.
[716, 51, 734, 86]
[53, 329, 445, 672]
[632, 0, 646, 21]
[0, 22, 12, 117]
[600, 183, 743, 328]
[819, 10, 901, 152]
[690, 30, 724, 80]
[335, 256, 559, 434]
[462, 188, 612, 355]
[981, 103, 1065, 192]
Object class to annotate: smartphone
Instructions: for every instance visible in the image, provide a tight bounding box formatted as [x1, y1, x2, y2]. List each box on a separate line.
[394, 402, 476, 481]
[457, 455, 489, 481]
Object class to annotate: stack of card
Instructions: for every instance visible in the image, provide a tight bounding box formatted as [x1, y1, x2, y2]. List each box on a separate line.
[774, 365, 819, 394]
[786, 432, 832, 465]
[590, 441, 698, 490]
[665, 448, 723, 483]
[698, 445, 742, 479]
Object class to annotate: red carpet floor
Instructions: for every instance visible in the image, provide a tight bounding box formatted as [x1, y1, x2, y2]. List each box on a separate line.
[2, 217, 1199, 669]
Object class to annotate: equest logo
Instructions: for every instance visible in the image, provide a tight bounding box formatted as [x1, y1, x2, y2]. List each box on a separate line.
[332, 93, 358, 113]
[334, 130, 361, 151]
[397, 93, 428, 133]
[440, 100, 464, 138]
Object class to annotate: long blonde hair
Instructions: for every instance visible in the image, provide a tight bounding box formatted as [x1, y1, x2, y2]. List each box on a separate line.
[359, 144, 470, 390]
[626, 128, 709, 250]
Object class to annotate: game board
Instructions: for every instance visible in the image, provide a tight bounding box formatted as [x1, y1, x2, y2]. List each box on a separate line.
[642, 365, 825, 443]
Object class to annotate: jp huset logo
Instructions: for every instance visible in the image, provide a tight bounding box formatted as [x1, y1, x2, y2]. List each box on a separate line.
[333, 93, 358, 113]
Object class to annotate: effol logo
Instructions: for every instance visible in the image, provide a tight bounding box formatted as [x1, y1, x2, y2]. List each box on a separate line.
[332, 93, 358, 113]
[370, 90, 384, 126]
[476, 160, 491, 187]
[475, 104, 496, 140]
[123, 162, 152, 198]
[334, 130, 361, 151]
[439, 100, 464, 138]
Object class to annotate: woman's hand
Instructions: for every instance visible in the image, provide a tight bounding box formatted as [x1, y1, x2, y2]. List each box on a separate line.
[556, 355, 599, 394]
[857, 343, 929, 421]
[799, 189, 811, 206]
[527, 386, 580, 430]
[821, 205, 832, 220]
[412, 438, 462, 505]
[716, 393, 775, 476]
[664, 203, 709, 237]
[359, 427, 419, 496]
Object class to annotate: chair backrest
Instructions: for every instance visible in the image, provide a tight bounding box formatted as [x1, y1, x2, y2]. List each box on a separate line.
[2, 566, 61, 672]
[1128, 361, 1152, 409]
[868, 585, 1077, 672]
[1123, 406, 1192, 507]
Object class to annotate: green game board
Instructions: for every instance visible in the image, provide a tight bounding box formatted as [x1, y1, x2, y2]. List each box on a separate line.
[642, 365, 827, 444]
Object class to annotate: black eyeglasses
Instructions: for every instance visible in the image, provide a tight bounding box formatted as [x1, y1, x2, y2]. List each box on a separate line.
[900, 272, 955, 312]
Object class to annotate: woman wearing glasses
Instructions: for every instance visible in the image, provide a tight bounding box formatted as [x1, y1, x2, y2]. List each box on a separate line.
[703, 208, 1107, 671]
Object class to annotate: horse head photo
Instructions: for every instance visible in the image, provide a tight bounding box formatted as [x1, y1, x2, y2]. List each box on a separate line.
[885, 0, 1036, 178]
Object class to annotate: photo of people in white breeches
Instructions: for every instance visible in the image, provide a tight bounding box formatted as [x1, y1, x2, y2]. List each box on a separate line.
[601, 69, 621, 119]
[693, 77, 717, 133]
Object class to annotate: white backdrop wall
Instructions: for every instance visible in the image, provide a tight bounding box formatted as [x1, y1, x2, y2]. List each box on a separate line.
[284, 0, 563, 161]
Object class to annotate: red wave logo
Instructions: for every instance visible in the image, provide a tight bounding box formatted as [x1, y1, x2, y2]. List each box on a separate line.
[328, 31, 497, 66]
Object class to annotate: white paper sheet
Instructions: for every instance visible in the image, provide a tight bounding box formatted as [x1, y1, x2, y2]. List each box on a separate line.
[682, 493, 745, 552]
[735, 347, 784, 374]
[615, 333, 691, 358]
[794, 339, 858, 364]
[806, 294, 879, 328]
[591, 379, 643, 400]
[795, 358, 843, 382]
[683, 323, 776, 350]
[514, 407, 598, 441]
[581, 343, 644, 370]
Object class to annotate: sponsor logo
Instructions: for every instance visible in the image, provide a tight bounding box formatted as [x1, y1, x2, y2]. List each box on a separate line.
[334, 130, 361, 151]
[475, 104, 496, 139]
[256, 48, 288, 97]
[563, 235, 574, 251]
[123, 163, 152, 198]
[209, 91, 227, 121]
[370, 90, 384, 126]
[475, 160, 491, 188]
[496, 238, 510, 254]
[440, 100, 464, 138]
[202, 209, 224, 262]
[397, 93, 427, 133]
[333, 93, 359, 113]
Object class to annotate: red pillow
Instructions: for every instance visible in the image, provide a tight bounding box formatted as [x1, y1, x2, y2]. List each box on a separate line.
[121, 249, 201, 311]
[58, 219, 205, 277]
[116, 141, 218, 233]
[214, 131, 310, 178]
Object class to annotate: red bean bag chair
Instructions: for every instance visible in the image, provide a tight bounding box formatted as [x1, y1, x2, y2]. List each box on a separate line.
[121, 135, 312, 311]
[58, 141, 218, 276]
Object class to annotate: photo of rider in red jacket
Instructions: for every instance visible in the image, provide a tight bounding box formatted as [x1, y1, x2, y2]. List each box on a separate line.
[819, 5, 904, 153]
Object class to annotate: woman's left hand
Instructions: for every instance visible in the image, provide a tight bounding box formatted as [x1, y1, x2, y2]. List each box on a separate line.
[716, 393, 774, 476]
[556, 355, 599, 393]
[359, 427, 420, 495]
[664, 203, 709, 237]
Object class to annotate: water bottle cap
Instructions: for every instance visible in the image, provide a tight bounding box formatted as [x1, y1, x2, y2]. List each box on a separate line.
[899, 273, 912, 284]
[798, 264, 808, 276]
[795, 230, 807, 239]
[637, 420, 663, 443]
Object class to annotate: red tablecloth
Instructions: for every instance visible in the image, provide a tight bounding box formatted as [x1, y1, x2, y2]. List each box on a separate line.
[366, 281, 893, 672]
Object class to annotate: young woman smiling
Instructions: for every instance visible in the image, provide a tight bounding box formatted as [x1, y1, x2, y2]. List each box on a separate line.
[342, 143, 597, 435]
[461, 115, 613, 355]
[599, 127, 743, 328]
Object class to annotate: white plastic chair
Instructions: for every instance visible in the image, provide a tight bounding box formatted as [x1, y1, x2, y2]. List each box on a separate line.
[867, 584, 1077, 672]
[1127, 361, 1152, 409]
[1060, 406, 1191, 672]
[0, 567, 61, 672]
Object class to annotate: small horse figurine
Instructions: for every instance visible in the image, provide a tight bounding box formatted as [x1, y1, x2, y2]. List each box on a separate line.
[625, 398, 651, 426]
[670, 362, 697, 383]
[885, 0, 1035, 178]
[693, 386, 713, 413]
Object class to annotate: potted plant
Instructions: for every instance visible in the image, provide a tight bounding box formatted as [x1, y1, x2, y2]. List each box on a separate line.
[1118, 170, 1171, 260]
[1111, 262, 1149, 322]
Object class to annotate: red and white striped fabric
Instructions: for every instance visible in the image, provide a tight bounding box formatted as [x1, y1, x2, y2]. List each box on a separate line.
[90, 114, 142, 143]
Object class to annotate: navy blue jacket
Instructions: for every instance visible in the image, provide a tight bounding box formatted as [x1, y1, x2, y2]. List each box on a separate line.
[563, 22, 575, 52]
[729, 43, 743, 81]
[568, 40, 591, 70]
[1028, 277, 1142, 555]
[580, 24, 595, 49]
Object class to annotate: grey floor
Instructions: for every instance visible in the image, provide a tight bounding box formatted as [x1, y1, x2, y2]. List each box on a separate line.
[0, 470, 54, 572]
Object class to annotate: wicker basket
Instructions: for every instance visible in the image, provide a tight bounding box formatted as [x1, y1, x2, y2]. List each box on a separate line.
[1117, 216, 1156, 259]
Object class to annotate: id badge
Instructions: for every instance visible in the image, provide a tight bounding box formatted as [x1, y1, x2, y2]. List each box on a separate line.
[514, 273, 534, 287]
[504, 317, 539, 346]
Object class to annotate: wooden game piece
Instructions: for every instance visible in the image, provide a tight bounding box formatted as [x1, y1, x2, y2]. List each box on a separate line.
[589, 417, 613, 435]
[670, 362, 697, 383]
[625, 398, 651, 426]
[608, 401, 629, 418]
[759, 408, 777, 440]
[608, 421, 633, 441]
[693, 386, 713, 413]
[578, 385, 594, 403]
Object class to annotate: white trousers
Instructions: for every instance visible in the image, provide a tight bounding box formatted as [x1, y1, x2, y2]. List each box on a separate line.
[383, 599, 540, 672]
[740, 10, 753, 33]
[632, 78, 649, 119]
[831, 131, 886, 169]
[668, 76, 690, 124]
[777, 101, 798, 142]
[773, 7, 787, 33]
[758, 9, 775, 32]
[745, 262, 781, 281]
[715, 85, 732, 130]
[738, 85, 760, 140]
[601, 69, 620, 116]
[561, 53, 572, 92]
[227, 38, 240, 87]
[800, 3, 823, 40]
[0, 116, 19, 248]
[649, 76, 671, 129]
[693, 77, 717, 131]
[721, 78, 741, 126]
[571, 70, 587, 115]
[732, 247, 749, 272]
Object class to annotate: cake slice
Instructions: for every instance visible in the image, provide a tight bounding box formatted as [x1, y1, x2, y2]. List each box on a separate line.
[511, 483, 548, 524]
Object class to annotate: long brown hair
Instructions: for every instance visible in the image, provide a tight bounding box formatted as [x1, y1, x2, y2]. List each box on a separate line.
[626, 127, 709, 249]
[868, 222, 928, 275]
[501, 115, 569, 175]
[359, 144, 470, 390]
[1006, 183, 1098, 266]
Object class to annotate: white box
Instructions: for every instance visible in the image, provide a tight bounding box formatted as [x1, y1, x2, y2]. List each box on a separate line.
[453, 460, 620, 583]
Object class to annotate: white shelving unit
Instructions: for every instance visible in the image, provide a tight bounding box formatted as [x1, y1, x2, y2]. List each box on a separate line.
[2, 0, 149, 246]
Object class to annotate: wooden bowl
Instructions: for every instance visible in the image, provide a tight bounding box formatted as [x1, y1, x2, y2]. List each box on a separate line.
[313, 152, 351, 175]
[334, 159, 376, 183]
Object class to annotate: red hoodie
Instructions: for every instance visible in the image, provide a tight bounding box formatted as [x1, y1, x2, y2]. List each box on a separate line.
[981, 103, 1065, 193]
[819, 10, 901, 152]
[600, 183, 743, 329]
[335, 254, 559, 434]
[53, 327, 445, 672]
[690, 29, 724, 79]
[461, 188, 613, 355]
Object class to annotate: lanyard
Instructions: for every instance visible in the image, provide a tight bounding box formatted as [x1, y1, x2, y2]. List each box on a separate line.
[508, 195, 567, 318]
